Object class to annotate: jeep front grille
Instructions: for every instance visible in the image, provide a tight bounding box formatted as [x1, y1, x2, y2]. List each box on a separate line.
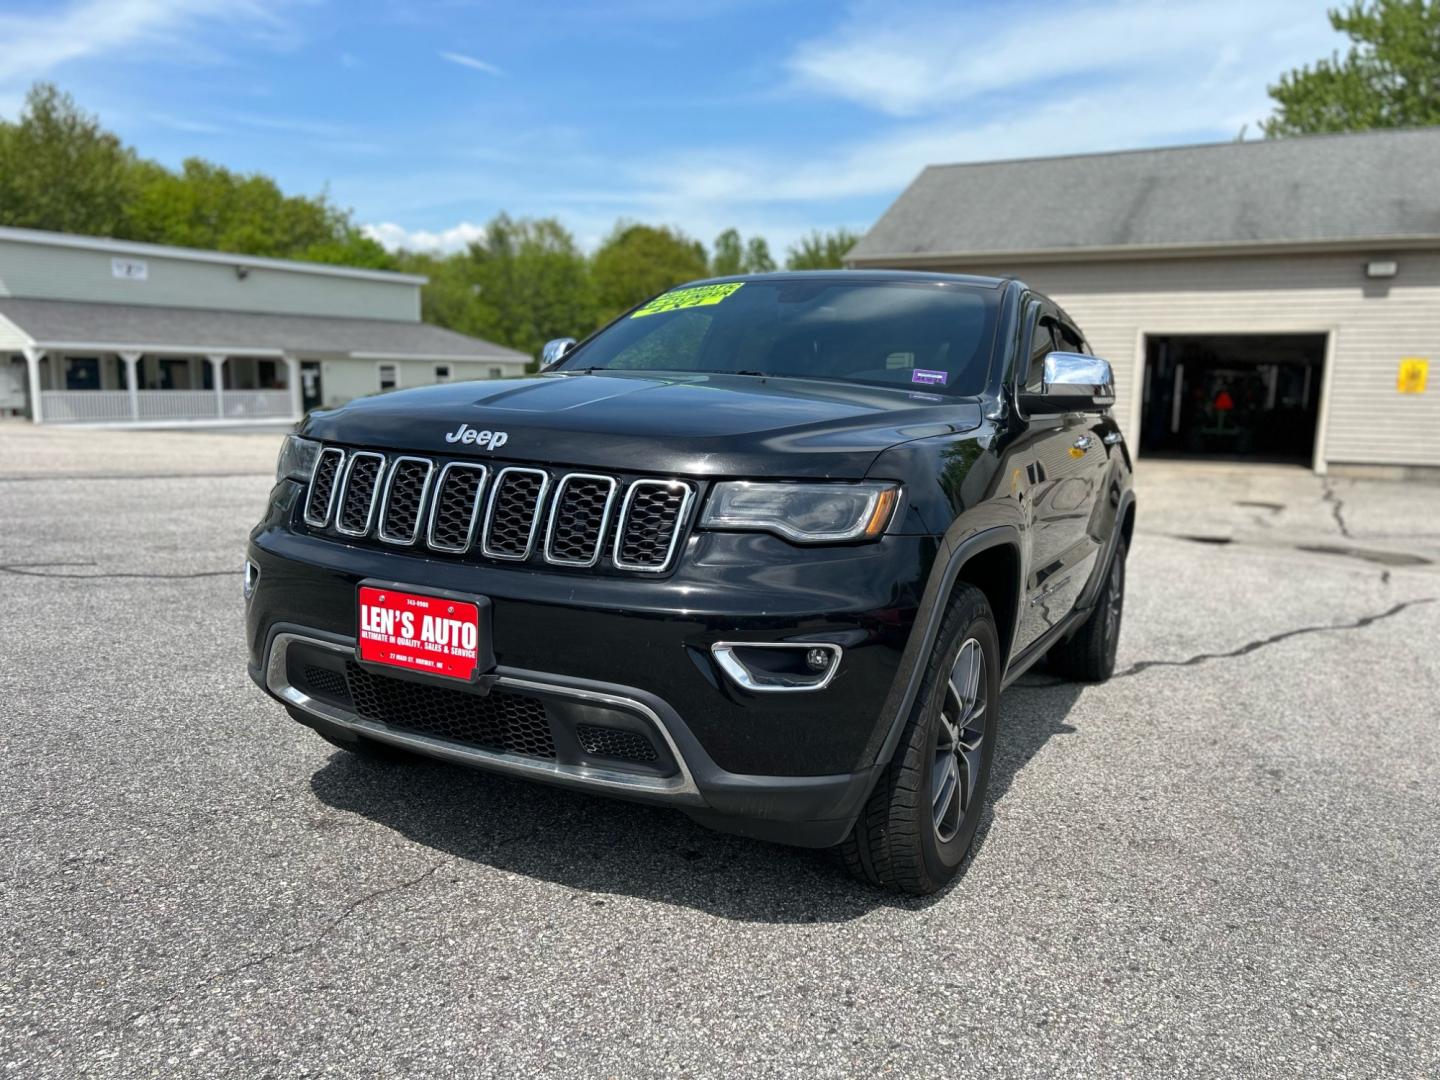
[377, 457, 434, 545]
[482, 467, 549, 560]
[544, 473, 617, 567]
[303, 447, 694, 573]
[303, 447, 345, 526]
[336, 452, 384, 536]
[615, 480, 694, 571]
[427, 463, 488, 553]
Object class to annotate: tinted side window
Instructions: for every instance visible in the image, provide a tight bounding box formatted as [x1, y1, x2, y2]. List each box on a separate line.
[1055, 322, 1085, 353]
[1025, 315, 1057, 393]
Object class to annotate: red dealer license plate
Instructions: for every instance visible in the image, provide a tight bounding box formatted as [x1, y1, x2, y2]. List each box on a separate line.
[357, 586, 481, 681]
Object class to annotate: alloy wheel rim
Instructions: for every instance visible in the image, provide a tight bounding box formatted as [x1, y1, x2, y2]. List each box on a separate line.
[932, 637, 987, 844]
[1104, 558, 1124, 644]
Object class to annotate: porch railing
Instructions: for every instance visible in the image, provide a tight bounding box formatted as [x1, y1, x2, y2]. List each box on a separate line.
[40, 390, 131, 422]
[41, 389, 295, 423]
[220, 390, 292, 418]
[135, 390, 220, 420]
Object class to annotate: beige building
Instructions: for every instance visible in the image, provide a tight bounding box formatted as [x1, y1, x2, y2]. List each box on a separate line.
[848, 128, 1440, 477]
[0, 227, 528, 425]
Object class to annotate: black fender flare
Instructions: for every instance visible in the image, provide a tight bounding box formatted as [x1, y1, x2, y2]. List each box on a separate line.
[870, 524, 1024, 770]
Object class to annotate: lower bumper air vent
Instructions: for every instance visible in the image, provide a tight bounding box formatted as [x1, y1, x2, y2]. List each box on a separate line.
[343, 660, 556, 759]
[576, 723, 658, 763]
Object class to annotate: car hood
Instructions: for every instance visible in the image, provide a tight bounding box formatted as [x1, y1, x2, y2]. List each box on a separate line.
[301, 371, 983, 478]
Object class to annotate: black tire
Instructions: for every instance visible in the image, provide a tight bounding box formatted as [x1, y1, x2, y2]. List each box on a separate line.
[1047, 537, 1127, 683]
[839, 584, 1000, 895]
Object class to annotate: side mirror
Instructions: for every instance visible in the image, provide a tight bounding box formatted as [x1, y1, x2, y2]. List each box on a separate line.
[1024, 351, 1115, 411]
[541, 337, 577, 370]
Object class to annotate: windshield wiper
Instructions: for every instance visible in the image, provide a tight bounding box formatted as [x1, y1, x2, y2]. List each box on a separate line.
[723, 370, 769, 377]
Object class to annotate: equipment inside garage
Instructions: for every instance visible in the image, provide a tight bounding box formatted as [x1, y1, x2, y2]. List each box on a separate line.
[1140, 334, 1326, 463]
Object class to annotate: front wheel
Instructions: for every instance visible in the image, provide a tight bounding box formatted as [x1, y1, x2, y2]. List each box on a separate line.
[839, 585, 1000, 895]
[1047, 537, 1127, 683]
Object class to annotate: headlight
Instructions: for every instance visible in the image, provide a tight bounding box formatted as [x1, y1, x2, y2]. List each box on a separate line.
[276, 434, 321, 484]
[700, 481, 900, 543]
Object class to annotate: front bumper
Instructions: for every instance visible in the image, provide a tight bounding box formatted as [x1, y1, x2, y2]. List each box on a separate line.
[247, 482, 936, 847]
[250, 625, 878, 847]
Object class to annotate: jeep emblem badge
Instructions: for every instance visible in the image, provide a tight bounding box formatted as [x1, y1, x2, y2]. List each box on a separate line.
[444, 424, 509, 450]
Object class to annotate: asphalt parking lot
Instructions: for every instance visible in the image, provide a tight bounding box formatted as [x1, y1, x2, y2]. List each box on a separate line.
[1, 422, 1437, 1078]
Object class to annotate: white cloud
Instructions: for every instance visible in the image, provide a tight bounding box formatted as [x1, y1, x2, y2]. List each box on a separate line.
[366, 1, 1344, 263]
[0, 0, 293, 95]
[364, 220, 490, 252]
[439, 51, 504, 76]
[788, 0, 1336, 118]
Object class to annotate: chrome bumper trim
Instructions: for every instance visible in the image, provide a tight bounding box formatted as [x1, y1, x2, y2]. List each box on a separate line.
[265, 631, 700, 801]
[710, 641, 843, 693]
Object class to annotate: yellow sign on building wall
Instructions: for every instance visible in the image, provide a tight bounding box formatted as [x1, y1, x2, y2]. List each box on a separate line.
[1397, 358, 1428, 394]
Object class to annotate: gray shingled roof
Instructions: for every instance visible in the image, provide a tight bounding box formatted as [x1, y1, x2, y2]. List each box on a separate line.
[848, 128, 1440, 264]
[0, 297, 529, 361]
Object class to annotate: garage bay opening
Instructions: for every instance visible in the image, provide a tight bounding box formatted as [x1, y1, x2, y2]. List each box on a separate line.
[1140, 334, 1327, 463]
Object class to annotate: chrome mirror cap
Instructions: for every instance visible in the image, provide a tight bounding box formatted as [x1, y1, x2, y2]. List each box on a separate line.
[541, 337, 577, 369]
[1043, 351, 1115, 406]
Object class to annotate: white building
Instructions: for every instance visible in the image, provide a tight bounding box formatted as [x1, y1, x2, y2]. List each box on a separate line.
[0, 227, 529, 425]
[848, 129, 1440, 478]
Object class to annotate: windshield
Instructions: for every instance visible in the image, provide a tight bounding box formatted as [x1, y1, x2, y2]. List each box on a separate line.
[558, 279, 1002, 396]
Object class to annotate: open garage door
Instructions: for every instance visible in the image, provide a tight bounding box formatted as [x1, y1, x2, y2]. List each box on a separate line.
[1140, 334, 1326, 464]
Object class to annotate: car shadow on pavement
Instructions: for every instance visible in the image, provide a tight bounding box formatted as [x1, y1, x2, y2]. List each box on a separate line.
[308, 674, 1084, 923]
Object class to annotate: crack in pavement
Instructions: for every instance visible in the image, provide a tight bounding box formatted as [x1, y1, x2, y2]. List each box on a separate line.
[110, 810, 583, 1030]
[0, 561, 235, 581]
[1113, 597, 1435, 679]
[1321, 477, 1353, 539]
[120, 858, 452, 1028]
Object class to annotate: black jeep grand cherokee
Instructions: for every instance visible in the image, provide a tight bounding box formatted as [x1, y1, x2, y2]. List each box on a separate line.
[247, 271, 1134, 894]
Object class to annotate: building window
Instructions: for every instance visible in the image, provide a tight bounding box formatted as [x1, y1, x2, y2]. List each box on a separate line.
[378, 363, 399, 392]
[257, 359, 278, 388]
[64, 357, 101, 391]
[489, 366, 503, 379]
[435, 365, 451, 383]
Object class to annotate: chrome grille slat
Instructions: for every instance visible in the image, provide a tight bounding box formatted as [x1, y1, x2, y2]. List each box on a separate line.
[614, 480, 694, 572]
[305, 446, 692, 571]
[377, 456, 435, 546]
[426, 463, 489, 553]
[544, 473, 618, 567]
[303, 447, 346, 527]
[335, 452, 386, 537]
[481, 467, 550, 561]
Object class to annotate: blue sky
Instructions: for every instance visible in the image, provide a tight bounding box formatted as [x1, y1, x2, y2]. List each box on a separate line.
[1, 0, 1343, 256]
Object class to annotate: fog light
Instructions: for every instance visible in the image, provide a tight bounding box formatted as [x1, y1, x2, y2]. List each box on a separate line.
[711, 642, 842, 693]
[243, 559, 259, 601]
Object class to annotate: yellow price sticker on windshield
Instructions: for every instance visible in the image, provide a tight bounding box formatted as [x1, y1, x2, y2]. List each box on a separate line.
[631, 282, 744, 318]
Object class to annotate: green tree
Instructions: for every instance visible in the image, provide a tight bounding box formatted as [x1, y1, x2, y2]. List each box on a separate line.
[0, 84, 137, 236]
[743, 236, 776, 273]
[0, 81, 392, 269]
[465, 214, 596, 358]
[591, 223, 709, 322]
[395, 249, 485, 336]
[711, 228, 745, 276]
[126, 157, 390, 267]
[397, 214, 595, 361]
[1263, 0, 1440, 136]
[785, 227, 861, 270]
[711, 229, 776, 275]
